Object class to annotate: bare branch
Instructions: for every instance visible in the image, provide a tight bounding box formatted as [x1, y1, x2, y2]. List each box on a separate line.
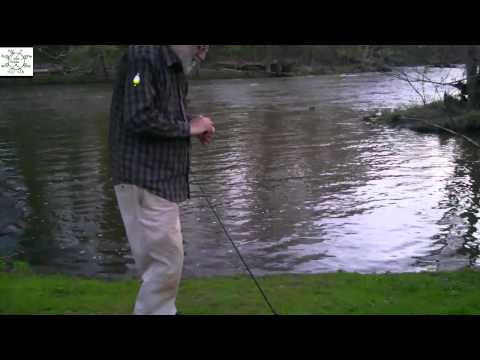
[390, 70, 466, 87]
[392, 69, 428, 104]
[36, 47, 70, 62]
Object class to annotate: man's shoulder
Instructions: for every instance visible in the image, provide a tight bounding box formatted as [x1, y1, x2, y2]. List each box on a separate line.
[127, 45, 172, 66]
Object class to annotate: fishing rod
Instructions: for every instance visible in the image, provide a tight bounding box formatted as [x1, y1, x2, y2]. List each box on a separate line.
[400, 116, 480, 149]
[195, 180, 279, 316]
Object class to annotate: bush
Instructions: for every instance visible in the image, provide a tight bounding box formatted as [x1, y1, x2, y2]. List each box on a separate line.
[64, 45, 126, 76]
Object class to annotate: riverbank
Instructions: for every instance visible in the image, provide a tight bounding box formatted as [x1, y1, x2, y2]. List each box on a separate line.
[364, 101, 480, 134]
[190, 62, 393, 80]
[0, 62, 395, 87]
[2, 261, 480, 315]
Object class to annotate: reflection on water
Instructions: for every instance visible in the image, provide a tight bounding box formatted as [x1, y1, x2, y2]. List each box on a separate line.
[1, 66, 478, 279]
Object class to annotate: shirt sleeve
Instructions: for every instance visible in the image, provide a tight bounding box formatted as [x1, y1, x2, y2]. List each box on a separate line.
[123, 56, 191, 139]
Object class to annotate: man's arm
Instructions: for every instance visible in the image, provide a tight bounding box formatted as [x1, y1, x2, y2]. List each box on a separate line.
[123, 56, 190, 139]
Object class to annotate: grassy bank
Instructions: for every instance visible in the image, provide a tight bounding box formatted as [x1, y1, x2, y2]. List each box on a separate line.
[1, 261, 480, 315]
[369, 101, 480, 133]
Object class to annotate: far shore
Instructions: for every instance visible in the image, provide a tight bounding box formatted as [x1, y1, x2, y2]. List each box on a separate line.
[0, 63, 402, 87]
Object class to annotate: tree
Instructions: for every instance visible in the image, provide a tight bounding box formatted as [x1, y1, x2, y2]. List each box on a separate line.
[466, 45, 480, 109]
[33, 45, 127, 79]
[389, 46, 480, 109]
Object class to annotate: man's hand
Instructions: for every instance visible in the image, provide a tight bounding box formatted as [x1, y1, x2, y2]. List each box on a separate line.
[190, 116, 214, 136]
[199, 126, 215, 145]
[191, 116, 215, 145]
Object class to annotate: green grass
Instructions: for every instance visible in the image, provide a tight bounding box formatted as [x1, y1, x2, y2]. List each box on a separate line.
[2, 261, 480, 315]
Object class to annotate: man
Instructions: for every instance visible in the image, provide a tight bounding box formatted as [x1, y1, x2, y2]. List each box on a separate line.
[109, 45, 214, 315]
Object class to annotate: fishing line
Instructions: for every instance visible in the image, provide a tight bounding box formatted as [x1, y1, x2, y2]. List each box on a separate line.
[195, 180, 279, 316]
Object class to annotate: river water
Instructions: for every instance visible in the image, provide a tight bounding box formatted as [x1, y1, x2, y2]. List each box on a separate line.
[2, 66, 479, 279]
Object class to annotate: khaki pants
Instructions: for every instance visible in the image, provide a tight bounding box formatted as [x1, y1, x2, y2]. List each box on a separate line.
[114, 184, 184, 315]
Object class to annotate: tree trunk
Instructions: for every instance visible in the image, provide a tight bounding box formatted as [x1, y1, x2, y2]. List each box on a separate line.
[361, 45, 371, 64]
[467, 45, 480, 110]
[264, 45, 272, 73]
[100, 53, 109, 81]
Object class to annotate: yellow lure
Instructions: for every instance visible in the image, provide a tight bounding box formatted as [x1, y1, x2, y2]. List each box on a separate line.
[133, 73, 141, 87]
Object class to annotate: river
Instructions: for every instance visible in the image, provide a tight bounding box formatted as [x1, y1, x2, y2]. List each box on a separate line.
[2, 66, 478, 279]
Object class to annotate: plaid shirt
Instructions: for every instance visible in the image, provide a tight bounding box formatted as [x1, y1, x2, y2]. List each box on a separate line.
[109, 45, 192, 203]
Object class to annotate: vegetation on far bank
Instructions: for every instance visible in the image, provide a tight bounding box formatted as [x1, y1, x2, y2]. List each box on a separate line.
[0, 45, 469, 86]
[2, 260, 480, 315]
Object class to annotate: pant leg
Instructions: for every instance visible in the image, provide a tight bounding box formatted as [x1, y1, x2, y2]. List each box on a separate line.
[114, 184, 184, 316]
[114, 185, 149, 276]
[136, 188, 184, 315]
